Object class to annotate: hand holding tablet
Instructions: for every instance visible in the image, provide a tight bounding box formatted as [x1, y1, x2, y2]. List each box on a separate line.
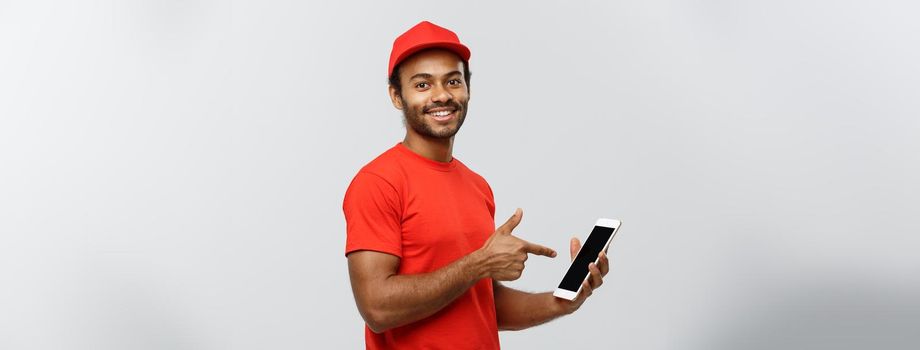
[553, 218, 622, 300]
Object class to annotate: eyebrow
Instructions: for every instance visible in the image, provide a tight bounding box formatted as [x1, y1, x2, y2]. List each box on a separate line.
[409, 70, 463, 81]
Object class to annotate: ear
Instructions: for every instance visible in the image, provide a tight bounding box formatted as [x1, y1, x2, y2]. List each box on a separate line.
[388, 85, 404, 110]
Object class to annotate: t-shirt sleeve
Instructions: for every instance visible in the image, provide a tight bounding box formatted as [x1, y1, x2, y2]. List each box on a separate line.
[485, 181, 495, 220]
[342, 171, 403, 258]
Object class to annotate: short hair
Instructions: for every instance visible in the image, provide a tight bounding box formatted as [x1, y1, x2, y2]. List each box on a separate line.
[388, 58, 471, 97]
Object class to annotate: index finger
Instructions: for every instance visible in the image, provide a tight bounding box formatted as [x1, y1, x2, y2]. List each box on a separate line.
[523, 241, 557, 258]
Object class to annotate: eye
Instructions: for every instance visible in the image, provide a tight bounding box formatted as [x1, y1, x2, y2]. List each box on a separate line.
[415, 82, 430, 89]
[448, 79, 462, 86]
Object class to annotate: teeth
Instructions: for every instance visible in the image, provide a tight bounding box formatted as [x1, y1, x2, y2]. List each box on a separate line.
[429, 110, 452, 117]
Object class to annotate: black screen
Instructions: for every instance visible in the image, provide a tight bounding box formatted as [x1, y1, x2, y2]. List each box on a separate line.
[558, 225, 615, 292]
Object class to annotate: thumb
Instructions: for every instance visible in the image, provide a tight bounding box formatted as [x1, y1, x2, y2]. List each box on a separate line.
[495, 208, 523, 235]
[570, 236, 581, 262]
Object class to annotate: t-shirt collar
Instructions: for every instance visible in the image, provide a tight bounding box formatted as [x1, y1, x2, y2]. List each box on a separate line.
[395, 142, 458, 171]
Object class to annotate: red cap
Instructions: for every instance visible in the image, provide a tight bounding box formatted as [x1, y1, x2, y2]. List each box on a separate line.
[388, 21, 471, 77]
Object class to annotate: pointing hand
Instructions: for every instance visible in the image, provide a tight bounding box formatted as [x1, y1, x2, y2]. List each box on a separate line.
[476, 208, 557, 281]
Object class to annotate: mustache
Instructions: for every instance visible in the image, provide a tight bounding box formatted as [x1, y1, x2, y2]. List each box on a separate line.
[423, 101, 463, 113]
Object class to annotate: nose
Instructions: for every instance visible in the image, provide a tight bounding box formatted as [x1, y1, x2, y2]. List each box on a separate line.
[430, 83, 453, 103]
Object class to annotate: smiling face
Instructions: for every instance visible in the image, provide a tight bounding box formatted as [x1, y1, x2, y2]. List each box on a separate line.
[389, 49, 470, 140]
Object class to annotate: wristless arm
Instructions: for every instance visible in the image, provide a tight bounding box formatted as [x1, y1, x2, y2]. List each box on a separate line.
[347, 249, 488, 333]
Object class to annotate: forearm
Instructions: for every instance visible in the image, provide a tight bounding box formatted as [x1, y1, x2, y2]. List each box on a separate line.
[361, 251, 486, 332]
[493, 282, 570, 331]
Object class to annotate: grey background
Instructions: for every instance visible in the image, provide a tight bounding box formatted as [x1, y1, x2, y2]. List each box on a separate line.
[2, 1, 918, 349]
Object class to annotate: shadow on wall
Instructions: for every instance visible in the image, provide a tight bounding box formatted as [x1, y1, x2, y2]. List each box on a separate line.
[699, 279, 920, 350]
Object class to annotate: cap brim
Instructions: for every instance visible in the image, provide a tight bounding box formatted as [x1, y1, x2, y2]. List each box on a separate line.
[390, 41, 471, 75]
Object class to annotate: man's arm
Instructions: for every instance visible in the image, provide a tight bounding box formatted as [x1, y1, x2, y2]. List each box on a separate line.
[347, 208, 557, 333]
[347, 249, 486, 333]
[493, 239, 610, 331]
[493, 282, 566, 331]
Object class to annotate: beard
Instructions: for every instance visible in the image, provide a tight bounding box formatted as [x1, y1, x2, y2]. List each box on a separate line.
[401, 97, 468, 139]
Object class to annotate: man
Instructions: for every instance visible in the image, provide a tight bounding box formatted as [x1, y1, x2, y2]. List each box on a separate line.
[342, 21, 610, 349]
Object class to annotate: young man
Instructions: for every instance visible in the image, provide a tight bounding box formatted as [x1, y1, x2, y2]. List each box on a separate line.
[342, 21, 610, 349]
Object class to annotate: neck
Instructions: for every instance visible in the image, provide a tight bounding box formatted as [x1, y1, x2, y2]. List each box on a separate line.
[402, 132, 454, 163]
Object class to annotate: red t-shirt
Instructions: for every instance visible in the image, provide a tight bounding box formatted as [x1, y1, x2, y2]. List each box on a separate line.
[343, 142, 500, 350]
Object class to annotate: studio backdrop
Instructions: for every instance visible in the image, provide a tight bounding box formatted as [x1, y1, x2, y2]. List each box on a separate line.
[1, 1, 918, 349]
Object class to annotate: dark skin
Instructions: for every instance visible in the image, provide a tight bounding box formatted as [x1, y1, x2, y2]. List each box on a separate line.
[347, 49, 610, 333]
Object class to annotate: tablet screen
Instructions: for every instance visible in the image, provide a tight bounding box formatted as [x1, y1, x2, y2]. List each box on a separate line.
[557, 225, 615, 292]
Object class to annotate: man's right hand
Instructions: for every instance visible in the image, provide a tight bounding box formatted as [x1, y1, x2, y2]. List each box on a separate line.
[475, 208, 557, 281]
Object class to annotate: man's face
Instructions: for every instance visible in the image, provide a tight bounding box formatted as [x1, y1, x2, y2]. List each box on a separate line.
[391, 49, 469, 139]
